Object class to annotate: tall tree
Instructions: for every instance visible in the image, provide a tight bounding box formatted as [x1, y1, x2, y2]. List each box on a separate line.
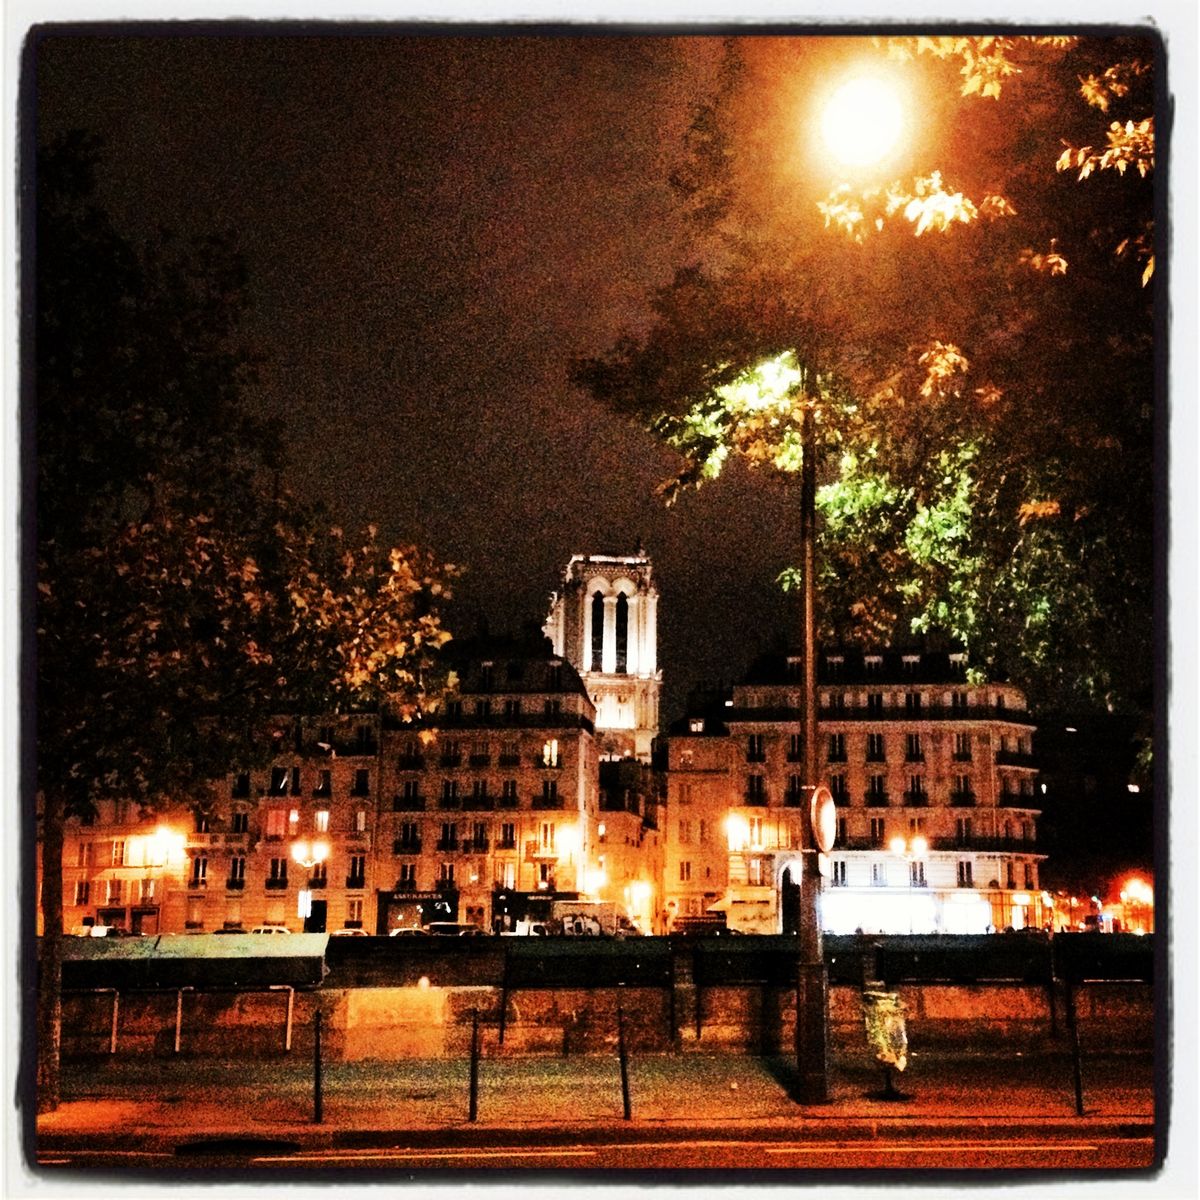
[33, 134, 453, 1112]
[575, 33, 1156, 720]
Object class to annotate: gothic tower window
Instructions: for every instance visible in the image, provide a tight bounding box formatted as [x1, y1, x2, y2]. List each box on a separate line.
[590, 591, 604, 671]
[615, 593, 628, 674]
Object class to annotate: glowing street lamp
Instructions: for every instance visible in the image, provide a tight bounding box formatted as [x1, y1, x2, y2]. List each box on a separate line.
[291, 840, 329, 921]
[820, 74, 906, 168]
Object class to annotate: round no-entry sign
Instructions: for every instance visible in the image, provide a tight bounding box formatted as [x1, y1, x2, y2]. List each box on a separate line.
[810, 785, 837, 854]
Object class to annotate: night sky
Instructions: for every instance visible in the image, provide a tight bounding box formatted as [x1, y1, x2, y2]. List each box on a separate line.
[32, 31, 847, 720]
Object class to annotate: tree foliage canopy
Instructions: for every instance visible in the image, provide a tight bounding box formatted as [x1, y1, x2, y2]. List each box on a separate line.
[574, 35, 1156, 718]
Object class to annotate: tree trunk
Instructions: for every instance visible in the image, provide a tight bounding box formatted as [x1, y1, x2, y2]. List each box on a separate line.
[37, 785, 64, 1114]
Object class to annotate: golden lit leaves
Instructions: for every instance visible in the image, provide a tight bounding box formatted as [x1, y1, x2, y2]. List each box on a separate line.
[882, 35, 1079, 101]
[1079, 61, 1152, 112]
[1019, 241, 1069, 277]
[1057, 117, 1154, 180]
[818, 174, 1015, 241]
[1018, 499, 1062, 525]
[918, 341, 970, 399]
[1116, 231, 1156, 287]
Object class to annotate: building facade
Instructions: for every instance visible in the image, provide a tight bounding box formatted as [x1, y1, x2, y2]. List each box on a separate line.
[664, 649, 1047, 935]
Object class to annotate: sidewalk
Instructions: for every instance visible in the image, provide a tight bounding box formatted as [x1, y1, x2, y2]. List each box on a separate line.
[37, 1050, 1156, 1151]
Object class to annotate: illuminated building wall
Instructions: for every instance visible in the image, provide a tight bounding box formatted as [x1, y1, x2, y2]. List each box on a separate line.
[664, 649, 1047, 935]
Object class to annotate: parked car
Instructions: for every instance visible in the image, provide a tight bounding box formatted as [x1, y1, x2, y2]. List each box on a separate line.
[389, 927, 430, 937]
[69, 924, 130, 937]
[424, 922, 486, 937]
[330, 927, 369, 937]
[248, 924, 291, 935]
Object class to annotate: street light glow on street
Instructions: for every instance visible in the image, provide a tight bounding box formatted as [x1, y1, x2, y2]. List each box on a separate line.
[820, 75, 905, 167]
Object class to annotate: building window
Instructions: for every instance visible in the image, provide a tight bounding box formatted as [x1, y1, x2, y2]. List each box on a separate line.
[471, 779, 490, 803]
[314, 809, 330, 833]
[106, 878, 124, 904]
[748, 857, 763, 885]
[698, 819, 709, 844]
[439, 863, 455, 884]
[503, 699, 521, 720]
[956, 817, 973, 844]
[439, 822, 459, 850]
[270, 766, 289, 795]
[905, 692, 922, 715]
[958, 861, 974, 887]
[231, 810, 249, 834]
[836, 817, 848, 845]
[138, 877, 157, 903]
[870, 817, 886, 844]
[73, 880, 90, 905]
[397, 822, 420, 851]
[471, 821, 488, 849]
[269, 857, 288, 884]
[194, 811, 210, 834]
[743, 816, 763, 849]
[746, 774, 766, 804]
[496, 861, 516, 889]
[76, 842, 92, 869]
[867, 692, 884, 716]
[828, 733, 846, 763]
[788, 734, 803, 762]
[906, 733, 923, 762]
[474, 699, 492, 720]
[785, 774, 803, 805]
[908, 816, 925, 834]
[1006, 862, 1016, 889]
[232, 771, 251, 799]
[499, 822, 516, 849]
[747, 734, 765, 763]
[830, 774, 848, 805]
[352, 769, 370, 796]
[831, 860, 847, 887]
[866, 732, 886, 762]
[954, 732, 972, 761]
[442, 780, 460, 806]
[867, 774, 886, 804]
[347, 899, 364, 926]
[314, 769, 332, 798]
[544, 698, 562, 718]
[399, 863, 416, 886]
[186, 896, 204, 929]
[541, 780, 559, 807]
[678, 820, 693, 845]
[189, 855, 208, 887]
[902, 655, 920, 674]
[111, 839, 126, 867]
[679, 861, 692, 882]
[615, 593, 629, 673]
[542, 739, 560, 767]
[871, 862, 887, 886]
[910, 861, 927, 888]
[951, 691, 968, 712]
[540, 822, 556, 853]
[501, 780, 518, 806]
[1024, 862, 1034, 889]
[499, 739, 520, 766]
[229, 857, 246, 883]
[309, 860, 327, 886]
[354, 809, 368, 833]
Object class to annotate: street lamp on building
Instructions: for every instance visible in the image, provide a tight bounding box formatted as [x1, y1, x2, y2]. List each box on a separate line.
[291, 839, 329, 922]
[890, 835, 928, 934]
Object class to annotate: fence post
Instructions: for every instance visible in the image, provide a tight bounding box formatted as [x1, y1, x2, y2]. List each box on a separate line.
[498, 943, 510, 1046]
[468, 1007, 480, 1123]
[173, 987, 192, 1054]
[616, 985, 632, 1121]
[313, 1008, 324, 1124]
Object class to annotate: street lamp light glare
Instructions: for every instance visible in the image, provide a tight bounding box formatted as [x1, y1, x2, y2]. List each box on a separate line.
[821, 76, 904, 167]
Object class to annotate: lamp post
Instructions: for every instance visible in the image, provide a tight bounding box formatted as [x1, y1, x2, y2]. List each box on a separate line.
[889, 835, 928, 934]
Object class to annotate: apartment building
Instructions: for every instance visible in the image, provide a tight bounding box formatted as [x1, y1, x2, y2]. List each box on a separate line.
[664, 648, 1046, 934]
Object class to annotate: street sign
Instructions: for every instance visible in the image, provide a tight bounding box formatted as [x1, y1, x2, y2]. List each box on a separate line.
[811, 785, 837, 853]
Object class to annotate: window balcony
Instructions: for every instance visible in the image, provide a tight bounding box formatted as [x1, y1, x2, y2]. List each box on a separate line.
[435, 839, 459, 852]
[392, 795, 426, 812]
[831, 792, 850, 807]
[393, 839, 422, 855]
[865, 793, 889, 808]
[902, 791, 929, 807]
[950, 790, 977, 807]
[532, 795, 564, 810]
[905, 751, 925, 764]
[462, 795, 495, 812]
[439, 755, 463, 768]
[498, 754, 521, 767]
[468, 753, 491, 767]
[345, 875, 366, 890]
[461, 838, 489, 853]
[743, 792, 768, 806]
[497, 838, 517, 851]
[784, 791, 804, 808]
[225, 878, 246, 891]
[307, 877, 327, 890]
[498, 795, 520, 810]
[438, 797, 462, 811]
[265, 878, 288, 890]
[396, 755, 425, 770]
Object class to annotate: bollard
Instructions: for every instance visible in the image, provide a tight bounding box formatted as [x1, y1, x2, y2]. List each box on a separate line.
[174, 987, 193, 1055]
[616, 988, 632, 1121]
[468, 1007, 480, 1123]
[1065, 982, 1085, 1116]
[313, 1008, 324, 1124]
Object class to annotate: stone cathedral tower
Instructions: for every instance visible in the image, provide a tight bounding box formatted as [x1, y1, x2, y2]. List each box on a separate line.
[543, 552, 662, 762]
